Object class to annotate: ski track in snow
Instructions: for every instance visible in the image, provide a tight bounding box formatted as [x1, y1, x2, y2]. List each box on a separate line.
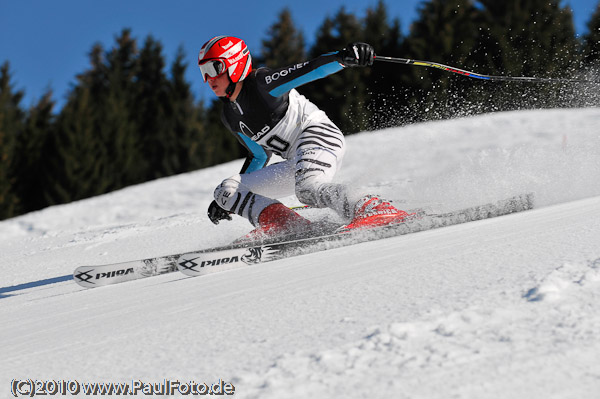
[1, 108, 600, 398]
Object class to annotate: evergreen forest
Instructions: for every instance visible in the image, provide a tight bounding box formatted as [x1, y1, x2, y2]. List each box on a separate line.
[2, 0, 600, 220]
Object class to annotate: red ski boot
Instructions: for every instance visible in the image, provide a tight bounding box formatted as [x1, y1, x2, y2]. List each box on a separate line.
[341, 195, 411, 232]
[238, 203, 312, 243]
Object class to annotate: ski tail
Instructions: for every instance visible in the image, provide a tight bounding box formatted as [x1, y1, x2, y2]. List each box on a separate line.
[73, 256, 178, 288]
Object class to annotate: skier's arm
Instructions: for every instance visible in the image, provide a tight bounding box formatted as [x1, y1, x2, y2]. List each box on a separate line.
[236, 132, 272, 174]
[259, 42, 375, 97]
[220, 111, 273, 174]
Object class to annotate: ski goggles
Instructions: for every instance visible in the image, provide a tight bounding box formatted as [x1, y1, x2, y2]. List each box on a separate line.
[199, 58, 227, 82]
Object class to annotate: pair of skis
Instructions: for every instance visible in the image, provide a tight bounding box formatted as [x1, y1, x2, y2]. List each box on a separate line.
[73, 193, 534, 289]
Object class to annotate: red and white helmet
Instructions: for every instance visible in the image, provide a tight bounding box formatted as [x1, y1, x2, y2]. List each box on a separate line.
[198, 36, 252, 83]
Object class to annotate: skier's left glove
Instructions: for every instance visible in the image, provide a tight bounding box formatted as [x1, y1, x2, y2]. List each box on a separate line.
[339, 42, 375, 67]
[207, 200, 233, 225]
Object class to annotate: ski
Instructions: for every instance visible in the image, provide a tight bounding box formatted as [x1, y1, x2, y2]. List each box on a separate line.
[73, 193, 533, 288]
[73, 255, 179, 288]
[176, 193, 534, 278]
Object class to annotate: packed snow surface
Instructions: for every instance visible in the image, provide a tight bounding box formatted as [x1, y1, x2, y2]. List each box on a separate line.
[1, 108, 600, 398]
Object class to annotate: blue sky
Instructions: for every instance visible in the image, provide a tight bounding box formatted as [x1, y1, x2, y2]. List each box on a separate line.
[1, 0, 598, 111]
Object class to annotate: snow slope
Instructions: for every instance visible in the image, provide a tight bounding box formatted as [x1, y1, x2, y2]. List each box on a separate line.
[1, 108, 600, 398]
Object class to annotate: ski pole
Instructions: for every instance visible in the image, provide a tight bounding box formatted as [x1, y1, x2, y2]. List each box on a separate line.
[374, 55, 600, 84]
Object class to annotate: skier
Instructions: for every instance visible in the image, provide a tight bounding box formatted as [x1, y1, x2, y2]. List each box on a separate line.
[199, 35, 409, 238]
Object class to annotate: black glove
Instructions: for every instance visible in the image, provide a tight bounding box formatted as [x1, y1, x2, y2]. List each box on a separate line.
[207, 200, 233, 225]
[339, 42, 375, 67]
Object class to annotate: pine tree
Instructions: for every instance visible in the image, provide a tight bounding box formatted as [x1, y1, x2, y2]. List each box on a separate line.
[582, 3, 600, 66]
[258, 8, 306, 67]
[0, 62, 24, 219]
[476, 0, 578, 77]
[165, 47, 206, 173]
[474, 0, 579, 110]
[363, 0, 406, 128]
[301, 7, 369, 133]
[15, 91, 55, 213]
[401, 0, 481, 121]
[45, 86, 100, 204]
[134, 35, 170, 180]
[101, 29, 142, 188]
[43, 30, 141, 205]
[203, 99, 245, 166]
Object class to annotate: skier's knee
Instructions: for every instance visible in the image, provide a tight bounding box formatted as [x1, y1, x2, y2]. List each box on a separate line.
[295, 184, 319, 207]
[296, 182, 352, 217]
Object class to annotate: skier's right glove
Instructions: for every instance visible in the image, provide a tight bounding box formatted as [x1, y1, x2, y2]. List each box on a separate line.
[207, 200, 233, 225]
[339, 42, 375, 67]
